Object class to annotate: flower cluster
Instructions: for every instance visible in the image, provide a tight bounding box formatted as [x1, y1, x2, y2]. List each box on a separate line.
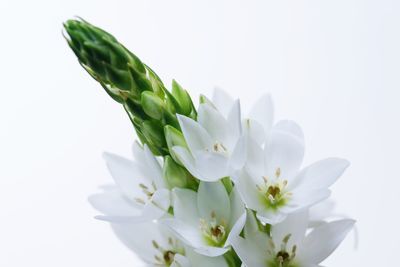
[65, 19, 355, 267]
[89, 89, 354, 266]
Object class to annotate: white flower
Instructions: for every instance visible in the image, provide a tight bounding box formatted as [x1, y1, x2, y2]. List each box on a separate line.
[231, 210, 355, 267]
[111, 220, 228, 267]
[236, 120, 350, 224]
[89, 142, 170, 223]
[162, 181, 246, 257]
[172, 100, 243, 182]
[212, 88, 274, 146]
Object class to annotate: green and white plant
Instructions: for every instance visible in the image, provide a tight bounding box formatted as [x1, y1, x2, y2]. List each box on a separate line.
[64, 19, 355, 267]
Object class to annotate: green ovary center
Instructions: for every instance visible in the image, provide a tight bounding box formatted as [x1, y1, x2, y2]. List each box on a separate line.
[200, 211, 228, 247]
[258, 168, 291, 211]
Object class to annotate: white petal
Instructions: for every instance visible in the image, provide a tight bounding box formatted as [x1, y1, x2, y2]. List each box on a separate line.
[172, 146, 204, 179]
[264, 124, 305, 181]
[172, 254, 191, 267]
[230, 235, 269, 267]
[271, 211, 308, 248]
[256, 211, 287, 225]
[299, 219, 355, 264]
[291, 158, 350, 191]
[273, 119, 304, 140]
[102, 152, 143, 200]
[197, 181, 230, 222]
[95, 188, 170, 223]
[236, 169, 265, 212]
[111, 221, 162, 263]
[229, 187, 246, 229]
[243, 137, 264, 179]
[143, 144, 166, 188]
[194, 246, 229, 257]
[193, 151, 229, 181]
[242, 118, 266, 145]
[282, 189, 331, 214]
[226, 99, 242, 146]
[212, 87, 235, 118]
[88, 189, 140, 216]
[131, 141, 144, 161]
[173, 188, 200, 225]
[248, 93, 274, 136]
[229, 135, 247, 173]
[162, 218, 204, 248]
[186, 247, 229, 267]
[226, 213, 246, 246]
[177, 114, 213, 153]
[148, 188, 171, 213]
[309, 199, 336, 225]
[197, 103, 228, 142]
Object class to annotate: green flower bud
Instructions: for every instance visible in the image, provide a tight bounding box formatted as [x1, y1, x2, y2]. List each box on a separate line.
[163, 156, 198, 189]
[171, 80, 193, 116]
[164, 125, 187, 162]
[141, 91, 165, 120]
[141, 120, 167, 155]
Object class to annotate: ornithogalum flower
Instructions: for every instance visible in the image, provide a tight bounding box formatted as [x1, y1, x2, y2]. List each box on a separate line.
[212, 88, 274, 146]
[89, 142, 170, 222]
[231, 211, 355, 267]
[162, 181, 246, 256]
[64, 19, 356, 267]
[236, 120, 350, 224]
[112, 220, 228, 267]
[172, 101, 243, 182]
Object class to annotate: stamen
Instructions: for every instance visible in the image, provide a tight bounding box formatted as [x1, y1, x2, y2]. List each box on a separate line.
[134, 197, 146, 204]
[276, 168, 281, 178]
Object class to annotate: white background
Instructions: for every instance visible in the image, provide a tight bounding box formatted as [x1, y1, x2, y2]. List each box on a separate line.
[1, 0, 399, 266]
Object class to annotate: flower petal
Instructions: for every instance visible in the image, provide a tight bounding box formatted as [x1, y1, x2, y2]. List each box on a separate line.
[143, 144, 166, 188]
[197, 181, 231, 222]
[171, 254, 191, 267]
[243, 118, 266, 145]
[230, 235, 269, 267]
[197, 103, 228, 142]
[264, 123, 305, 181]
[186, 247, 229, 266]
[162, 218, 204, 249]
[273, 119, 304, 140]
[88, 188, 140, 216]
[177, 114, 213, 153]
[110, 221, 162, 263]
[291, 158, 350, 191]
[248, 93, 274, 136]
[236, 169, 265, 212]
[102, 152, 143, 200]
[172, 146, 204, 179]
[173, 188, 200, 225]
[193, 151, 229, 181]
[226, 213, 246, 246]
[229, 187, 246, 229]
[226, 99, 242, 147]
[212, 88, 234, 118]
[271, 211, 308, 249]
[281, 189, 331, 214]
[299, 219, 355, 264]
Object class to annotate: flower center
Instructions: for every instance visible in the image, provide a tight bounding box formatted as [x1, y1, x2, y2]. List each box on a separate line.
[152, 237, 185, 266]
[267, 234, 298, 267]
[200, 211, 228, 247]
[257, 168, 292, 211]
[134, 181, 157, 205]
